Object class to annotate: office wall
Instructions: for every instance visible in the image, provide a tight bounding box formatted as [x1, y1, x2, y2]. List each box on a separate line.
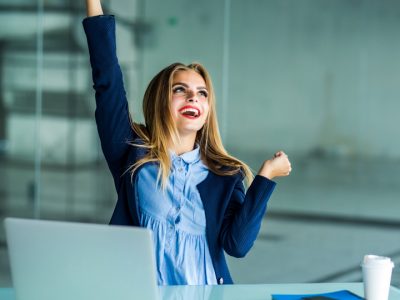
[4, 0, 399, 163]
[139, 0, 400, 159]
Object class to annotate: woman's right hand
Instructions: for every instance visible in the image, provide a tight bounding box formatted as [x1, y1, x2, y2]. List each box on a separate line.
[257, 151, 292, 180]
[86, 0, 103, 17]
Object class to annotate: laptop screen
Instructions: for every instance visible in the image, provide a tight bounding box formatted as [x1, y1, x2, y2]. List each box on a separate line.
[5, 218, 160, 300]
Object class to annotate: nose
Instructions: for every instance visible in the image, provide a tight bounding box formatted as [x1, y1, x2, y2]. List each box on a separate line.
[186, 90, 198, 102]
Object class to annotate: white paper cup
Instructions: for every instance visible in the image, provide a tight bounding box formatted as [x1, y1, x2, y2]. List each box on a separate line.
[361, 255, 394, 300]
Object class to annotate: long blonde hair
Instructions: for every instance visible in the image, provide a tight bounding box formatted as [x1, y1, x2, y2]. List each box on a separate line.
[128, 62, 253, 188]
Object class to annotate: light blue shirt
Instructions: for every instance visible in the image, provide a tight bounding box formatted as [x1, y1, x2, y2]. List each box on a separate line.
[136, 147, 217, 285]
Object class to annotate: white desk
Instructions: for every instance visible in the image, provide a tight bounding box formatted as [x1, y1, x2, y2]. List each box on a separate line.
[161, 283, 399, 300]
[1, 282, 400, 299]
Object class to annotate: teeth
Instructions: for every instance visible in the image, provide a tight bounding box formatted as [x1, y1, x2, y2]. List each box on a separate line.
[181, 108, 199, 117]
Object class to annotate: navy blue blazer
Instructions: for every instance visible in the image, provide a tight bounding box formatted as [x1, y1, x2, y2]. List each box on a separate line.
[83, 15, 276, 285]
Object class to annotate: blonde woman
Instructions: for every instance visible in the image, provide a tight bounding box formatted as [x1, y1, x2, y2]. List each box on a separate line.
[83, 0, 291, 285]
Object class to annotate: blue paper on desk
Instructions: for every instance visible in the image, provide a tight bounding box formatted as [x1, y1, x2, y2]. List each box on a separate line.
[271, 289, 364, 300]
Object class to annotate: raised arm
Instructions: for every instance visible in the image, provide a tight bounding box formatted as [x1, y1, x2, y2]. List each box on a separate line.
[83, 2, 137, 190]
[86, 0, 103, 17]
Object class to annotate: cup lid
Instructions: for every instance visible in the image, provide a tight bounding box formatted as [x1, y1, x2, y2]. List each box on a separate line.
[362, 254, 394, 268]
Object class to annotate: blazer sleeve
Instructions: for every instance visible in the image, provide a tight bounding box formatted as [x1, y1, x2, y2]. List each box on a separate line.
[219, 175, 276, 258]
[82, 15, 137, 189]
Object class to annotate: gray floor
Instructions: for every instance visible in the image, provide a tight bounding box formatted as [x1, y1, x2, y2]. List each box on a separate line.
[1, 155, 399, 287]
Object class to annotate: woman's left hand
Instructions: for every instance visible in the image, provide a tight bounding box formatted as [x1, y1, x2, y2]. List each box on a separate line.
[257, 150, 292, 180]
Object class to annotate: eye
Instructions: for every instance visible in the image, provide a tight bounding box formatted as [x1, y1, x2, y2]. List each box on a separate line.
[172, 86, 186, 94]
[198, 90, 208, 98]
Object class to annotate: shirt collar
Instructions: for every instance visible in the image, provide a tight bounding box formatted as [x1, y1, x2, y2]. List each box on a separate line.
[171, 146, 201, 165]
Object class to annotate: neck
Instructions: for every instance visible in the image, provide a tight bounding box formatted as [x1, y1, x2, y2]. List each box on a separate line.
[172, 132, 197, 155]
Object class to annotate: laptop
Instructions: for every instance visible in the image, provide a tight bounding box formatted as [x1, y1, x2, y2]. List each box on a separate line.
[4, 217, 160, 300]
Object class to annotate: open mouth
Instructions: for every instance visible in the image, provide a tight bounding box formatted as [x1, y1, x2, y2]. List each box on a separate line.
[179, 106, 201, 118]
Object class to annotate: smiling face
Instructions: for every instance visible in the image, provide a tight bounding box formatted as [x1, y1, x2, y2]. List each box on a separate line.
[170, 70, 210, 137]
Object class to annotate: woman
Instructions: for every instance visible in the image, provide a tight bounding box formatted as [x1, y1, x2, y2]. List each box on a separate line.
[83, 0, 292, 285]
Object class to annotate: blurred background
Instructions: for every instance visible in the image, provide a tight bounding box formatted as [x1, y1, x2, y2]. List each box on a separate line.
[1, 0, 400, 287]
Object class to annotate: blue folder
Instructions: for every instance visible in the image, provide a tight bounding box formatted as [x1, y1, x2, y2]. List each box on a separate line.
[271, 289, 364, 300]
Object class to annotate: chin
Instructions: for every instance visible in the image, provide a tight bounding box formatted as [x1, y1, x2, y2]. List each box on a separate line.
[178, 124, 205, 135]
[180, 127, 202, 134]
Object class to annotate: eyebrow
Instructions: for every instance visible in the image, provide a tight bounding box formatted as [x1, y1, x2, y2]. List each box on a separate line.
[172, 82, 208, 90]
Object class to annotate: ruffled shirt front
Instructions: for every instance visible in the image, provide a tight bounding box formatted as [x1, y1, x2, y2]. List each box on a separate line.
[136, 147, 217, 285]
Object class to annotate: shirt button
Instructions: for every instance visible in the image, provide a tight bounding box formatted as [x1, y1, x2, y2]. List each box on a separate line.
[218, 277, 224, 285]
[178, 167, 183, 172]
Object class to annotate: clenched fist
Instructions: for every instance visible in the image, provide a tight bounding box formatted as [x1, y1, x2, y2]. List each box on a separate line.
[258, 151, 292, 180]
